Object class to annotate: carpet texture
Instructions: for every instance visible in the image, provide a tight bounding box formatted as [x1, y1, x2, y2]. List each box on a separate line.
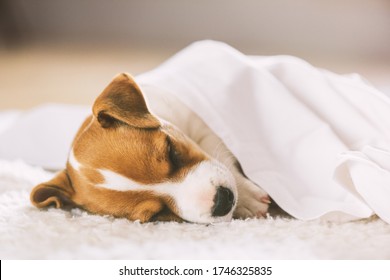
[1, 159, 390, 260]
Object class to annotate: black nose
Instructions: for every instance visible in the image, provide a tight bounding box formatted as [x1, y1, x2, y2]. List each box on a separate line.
[212, 187, 235, 217]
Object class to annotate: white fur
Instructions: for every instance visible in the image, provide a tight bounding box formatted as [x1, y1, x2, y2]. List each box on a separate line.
[68, 149, 81, 171]
[97, 160, 237, 223]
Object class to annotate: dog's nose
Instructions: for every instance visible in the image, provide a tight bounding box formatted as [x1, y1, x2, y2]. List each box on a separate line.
[212, 187, 235, 217]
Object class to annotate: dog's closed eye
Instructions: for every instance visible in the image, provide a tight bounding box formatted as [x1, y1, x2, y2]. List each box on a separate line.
[166, 136, 182, 172]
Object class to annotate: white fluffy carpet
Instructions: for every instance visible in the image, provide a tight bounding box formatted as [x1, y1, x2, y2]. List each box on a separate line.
[1, 159, 390, 260]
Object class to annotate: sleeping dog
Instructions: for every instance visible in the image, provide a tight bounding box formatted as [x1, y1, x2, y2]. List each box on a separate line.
[30, 73, 270, 223]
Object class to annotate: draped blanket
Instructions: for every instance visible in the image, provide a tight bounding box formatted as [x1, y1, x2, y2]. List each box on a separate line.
[137, 41, 390, 223]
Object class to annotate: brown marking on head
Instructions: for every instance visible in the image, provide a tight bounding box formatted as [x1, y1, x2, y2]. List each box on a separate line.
[80, 167, 104, 185]
[30, 73, 208, 223]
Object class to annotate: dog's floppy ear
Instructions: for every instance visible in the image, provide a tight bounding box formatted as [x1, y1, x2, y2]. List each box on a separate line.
[92, 73, 160, 129]
[30, 170, 75, 209]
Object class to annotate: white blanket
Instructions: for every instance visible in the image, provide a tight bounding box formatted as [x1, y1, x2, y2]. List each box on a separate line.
[1, 40, 390, 224]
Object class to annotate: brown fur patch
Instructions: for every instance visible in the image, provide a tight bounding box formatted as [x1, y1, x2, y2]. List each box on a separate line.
[72, 119, 207, 185]
[80, 167, 104, 185]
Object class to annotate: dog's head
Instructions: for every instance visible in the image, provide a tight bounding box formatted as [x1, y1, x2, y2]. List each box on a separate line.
[30, 73, 237, 223]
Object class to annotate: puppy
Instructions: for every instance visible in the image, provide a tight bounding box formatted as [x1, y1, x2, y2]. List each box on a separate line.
[30, 73, 270, 223]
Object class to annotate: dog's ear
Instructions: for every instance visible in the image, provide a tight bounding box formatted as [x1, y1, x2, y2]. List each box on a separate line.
[30, 170, 75, 209]
[92, 73, 160, 129]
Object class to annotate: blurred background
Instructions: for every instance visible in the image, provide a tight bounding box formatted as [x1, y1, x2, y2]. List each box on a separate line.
[1, 0, 390, 109]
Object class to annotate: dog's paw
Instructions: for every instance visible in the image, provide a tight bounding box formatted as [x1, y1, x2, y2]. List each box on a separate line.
[233, 177, 270, 219]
